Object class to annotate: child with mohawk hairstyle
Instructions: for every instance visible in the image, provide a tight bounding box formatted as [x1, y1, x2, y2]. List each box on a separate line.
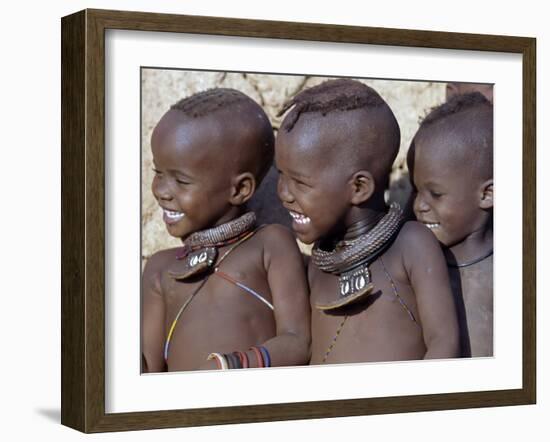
[275, 79, 459, 364]
[142, 88, 311, 372]
[408, 92, 493, 357]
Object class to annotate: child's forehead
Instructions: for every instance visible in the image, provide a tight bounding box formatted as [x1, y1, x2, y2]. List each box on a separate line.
[412, 152, 466, 191]
[414, 128, 479, 179]
[152, 112, 223, 162]
[416, 129, 458, 160]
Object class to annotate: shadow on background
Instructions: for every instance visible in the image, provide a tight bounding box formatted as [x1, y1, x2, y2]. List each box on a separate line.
[35, 408, 60, 423]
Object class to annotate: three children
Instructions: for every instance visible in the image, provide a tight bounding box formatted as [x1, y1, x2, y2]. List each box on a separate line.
[142, 80, 493, 372]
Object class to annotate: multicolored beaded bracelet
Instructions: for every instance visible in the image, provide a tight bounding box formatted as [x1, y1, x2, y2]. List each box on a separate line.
[235, 353, 244, 369]
[239, 351, 250, 368]
[226, 352, 242, 369]
[250, 346, 265, 368]
[207, 352, 228, 370]
[259, 346, 271, 368]
[209, 348, 269, 370]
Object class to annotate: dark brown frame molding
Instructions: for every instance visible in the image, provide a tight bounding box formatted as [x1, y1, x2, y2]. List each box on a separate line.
[61, 8, 536, 433]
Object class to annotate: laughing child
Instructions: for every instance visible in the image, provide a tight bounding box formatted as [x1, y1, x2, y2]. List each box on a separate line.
[142, 88, 311, 372]
[275, 79, 459, 364]
[408, 92, 493, 357]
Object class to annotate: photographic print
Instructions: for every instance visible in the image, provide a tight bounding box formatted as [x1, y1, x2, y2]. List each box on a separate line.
[141, 69, 494, 374]
[61, 9, 534, 433]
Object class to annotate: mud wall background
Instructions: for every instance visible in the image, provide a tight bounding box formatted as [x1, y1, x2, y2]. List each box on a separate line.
[141, 70, 447, 261]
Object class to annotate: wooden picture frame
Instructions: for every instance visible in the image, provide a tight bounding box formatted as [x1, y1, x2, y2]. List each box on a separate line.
[61, 8, 536, 433]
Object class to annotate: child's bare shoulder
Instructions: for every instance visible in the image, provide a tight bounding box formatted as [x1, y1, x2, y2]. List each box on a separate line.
[143, 247, 181, 279]
[255, 223, 299, 251]
[397, 220, 437, 243]
[394, 220, 442, 260]
[254, 224, 304, 271]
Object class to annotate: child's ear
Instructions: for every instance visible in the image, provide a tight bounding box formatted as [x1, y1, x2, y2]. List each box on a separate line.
[479, 178, 493, 209]
[230, 172, 256, 205]
[349, 170, 375, 205]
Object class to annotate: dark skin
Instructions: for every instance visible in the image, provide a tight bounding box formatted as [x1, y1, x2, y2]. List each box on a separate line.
[409, 112, 493, 357]
[142, 106, 311, 372]
[446, 82, 493, 104]
[275, 109, 460, 363]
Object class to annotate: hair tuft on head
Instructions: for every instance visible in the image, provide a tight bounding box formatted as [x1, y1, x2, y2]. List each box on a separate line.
[278, 79, 386, 131]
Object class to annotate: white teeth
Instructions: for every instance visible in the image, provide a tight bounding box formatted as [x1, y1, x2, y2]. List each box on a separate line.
[163, 209, 185, 221]
[289, 210, 311, 225]
[424, 222, 440, 229]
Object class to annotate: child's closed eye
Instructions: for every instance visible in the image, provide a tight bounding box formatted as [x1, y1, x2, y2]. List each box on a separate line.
[293, 178, 311, 189]
[429, 190, 443, 198]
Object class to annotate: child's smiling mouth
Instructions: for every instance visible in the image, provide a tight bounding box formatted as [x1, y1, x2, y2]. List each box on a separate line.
[162, 208, 186, 224]
[288, 210, 311, 225]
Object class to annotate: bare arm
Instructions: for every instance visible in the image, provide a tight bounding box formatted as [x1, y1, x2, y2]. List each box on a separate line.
[402, 222, 460, 359]
[141, 252, 168, 373]
[256, 225, 311, 367]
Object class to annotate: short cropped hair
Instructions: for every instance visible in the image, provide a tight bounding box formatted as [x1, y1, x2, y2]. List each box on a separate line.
[278, 79, 387, 132]
[170, 88, 275, 183]
[278, 79, 401, 192]
[416, 92, 493, 180]
[421, 91, 492, 127]
[171, 88, 251, 118]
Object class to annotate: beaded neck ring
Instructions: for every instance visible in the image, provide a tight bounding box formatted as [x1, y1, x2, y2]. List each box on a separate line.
[177, 212, 256, 256]
[311, 203, 404, 310]
[169, 212, 256, 281]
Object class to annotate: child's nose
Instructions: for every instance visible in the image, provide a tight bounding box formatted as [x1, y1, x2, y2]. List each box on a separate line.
[152, 177, 172, 201]
[277, 175, 294, 203]
[413, 194, 429, 213]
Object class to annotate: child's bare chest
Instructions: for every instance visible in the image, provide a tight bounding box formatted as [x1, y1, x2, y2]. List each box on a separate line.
[309, 259, 424, 364]
[162, 257, 274, 327]
[159, 253, 276, 370]
[167, 269, 271, 320]
[449, 257, 493, 357]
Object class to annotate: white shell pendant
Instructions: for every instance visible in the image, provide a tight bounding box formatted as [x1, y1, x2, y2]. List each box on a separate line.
[316, 264, 374, 311]
[338, 266, 371, 299]
[168, 247, 218, 280]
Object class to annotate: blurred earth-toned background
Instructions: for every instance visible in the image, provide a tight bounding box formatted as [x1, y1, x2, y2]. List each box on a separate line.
[141, 69, 447, 262]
